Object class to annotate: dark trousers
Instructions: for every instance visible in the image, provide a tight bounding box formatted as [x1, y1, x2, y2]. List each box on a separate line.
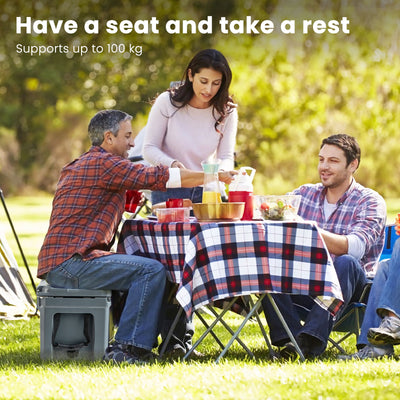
[262, 255, 367, 356]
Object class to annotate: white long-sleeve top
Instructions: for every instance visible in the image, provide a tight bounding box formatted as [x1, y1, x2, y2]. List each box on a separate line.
[143, 91, 238, 172]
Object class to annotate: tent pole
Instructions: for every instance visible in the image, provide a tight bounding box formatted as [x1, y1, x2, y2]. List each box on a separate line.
[0, 188, 36, 293]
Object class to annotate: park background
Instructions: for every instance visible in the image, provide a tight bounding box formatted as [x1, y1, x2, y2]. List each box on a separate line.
[1, 0, 400, 200]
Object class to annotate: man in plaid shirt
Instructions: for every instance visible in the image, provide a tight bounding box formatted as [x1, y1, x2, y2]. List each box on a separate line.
[37, 109, 235, 364]
[262, 134, 386, 359]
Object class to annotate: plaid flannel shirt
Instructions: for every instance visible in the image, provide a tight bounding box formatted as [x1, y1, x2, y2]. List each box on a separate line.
[37, 146, 169, 278]
[290, 178, 386, 273]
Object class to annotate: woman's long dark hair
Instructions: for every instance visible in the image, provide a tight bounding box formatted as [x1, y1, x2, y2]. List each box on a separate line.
[168, 49, 234, 133]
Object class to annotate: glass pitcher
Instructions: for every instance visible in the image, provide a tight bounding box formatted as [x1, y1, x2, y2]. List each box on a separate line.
[201, 160, 221, 203]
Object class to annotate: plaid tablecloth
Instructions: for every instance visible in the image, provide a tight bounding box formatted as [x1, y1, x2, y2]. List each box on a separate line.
[117, 219, 343, 317]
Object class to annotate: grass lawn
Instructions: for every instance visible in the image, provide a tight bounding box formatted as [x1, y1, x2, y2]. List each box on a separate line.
[1, 195, 400, 400]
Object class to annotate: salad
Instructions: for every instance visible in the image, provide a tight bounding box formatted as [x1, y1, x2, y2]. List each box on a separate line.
[257, 195, 301, 221]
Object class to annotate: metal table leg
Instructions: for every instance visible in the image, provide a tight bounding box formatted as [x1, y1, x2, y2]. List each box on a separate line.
[265, 293, 305, 362]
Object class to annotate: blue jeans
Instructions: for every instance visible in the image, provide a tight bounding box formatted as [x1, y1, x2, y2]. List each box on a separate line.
[357, 237, 400, 349]
[151, 187, 203, 205]
[46, 253, 166, 351]
[262, 255, 367, 356]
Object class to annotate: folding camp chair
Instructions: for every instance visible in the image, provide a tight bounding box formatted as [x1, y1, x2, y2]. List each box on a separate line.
[0, 188, 36, 294]
[327, 280, 372, 353]
[380, 224, 396, 261]
[292, 280, 372, 354]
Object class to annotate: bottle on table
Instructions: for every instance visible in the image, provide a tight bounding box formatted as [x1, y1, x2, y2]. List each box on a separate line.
[201, 160, 222, 203]
[228, 167, 255, 220]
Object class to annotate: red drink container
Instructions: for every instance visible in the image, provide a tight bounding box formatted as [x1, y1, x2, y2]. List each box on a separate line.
[125, 190, 142, 213]
[228, 191, 253, 220]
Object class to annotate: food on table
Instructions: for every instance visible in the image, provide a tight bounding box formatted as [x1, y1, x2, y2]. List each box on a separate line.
[255, 195, 301, 221]
[156, 207, 190, 222]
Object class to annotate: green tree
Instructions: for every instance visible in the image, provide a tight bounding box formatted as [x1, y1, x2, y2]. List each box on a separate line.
[1, 0, 400, 198]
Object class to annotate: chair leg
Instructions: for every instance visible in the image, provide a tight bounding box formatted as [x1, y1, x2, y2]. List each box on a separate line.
[328, 306, 364, 354]
[328, 336, 348, 354]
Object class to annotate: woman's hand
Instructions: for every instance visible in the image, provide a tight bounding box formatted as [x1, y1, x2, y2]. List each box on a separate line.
[218, 170, 238, 184]
[171, 160, 186, 169]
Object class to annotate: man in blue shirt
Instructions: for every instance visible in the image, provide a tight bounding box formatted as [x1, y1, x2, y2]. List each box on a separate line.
[262, 134, 386, 359]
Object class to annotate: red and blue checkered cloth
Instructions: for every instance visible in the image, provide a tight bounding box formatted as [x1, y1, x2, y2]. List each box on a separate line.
[118, 220, 343, 317]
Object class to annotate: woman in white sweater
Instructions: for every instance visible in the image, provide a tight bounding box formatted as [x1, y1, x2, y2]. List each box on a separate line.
[142, 49, 238, 359]
[143, 48, 238, 205]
